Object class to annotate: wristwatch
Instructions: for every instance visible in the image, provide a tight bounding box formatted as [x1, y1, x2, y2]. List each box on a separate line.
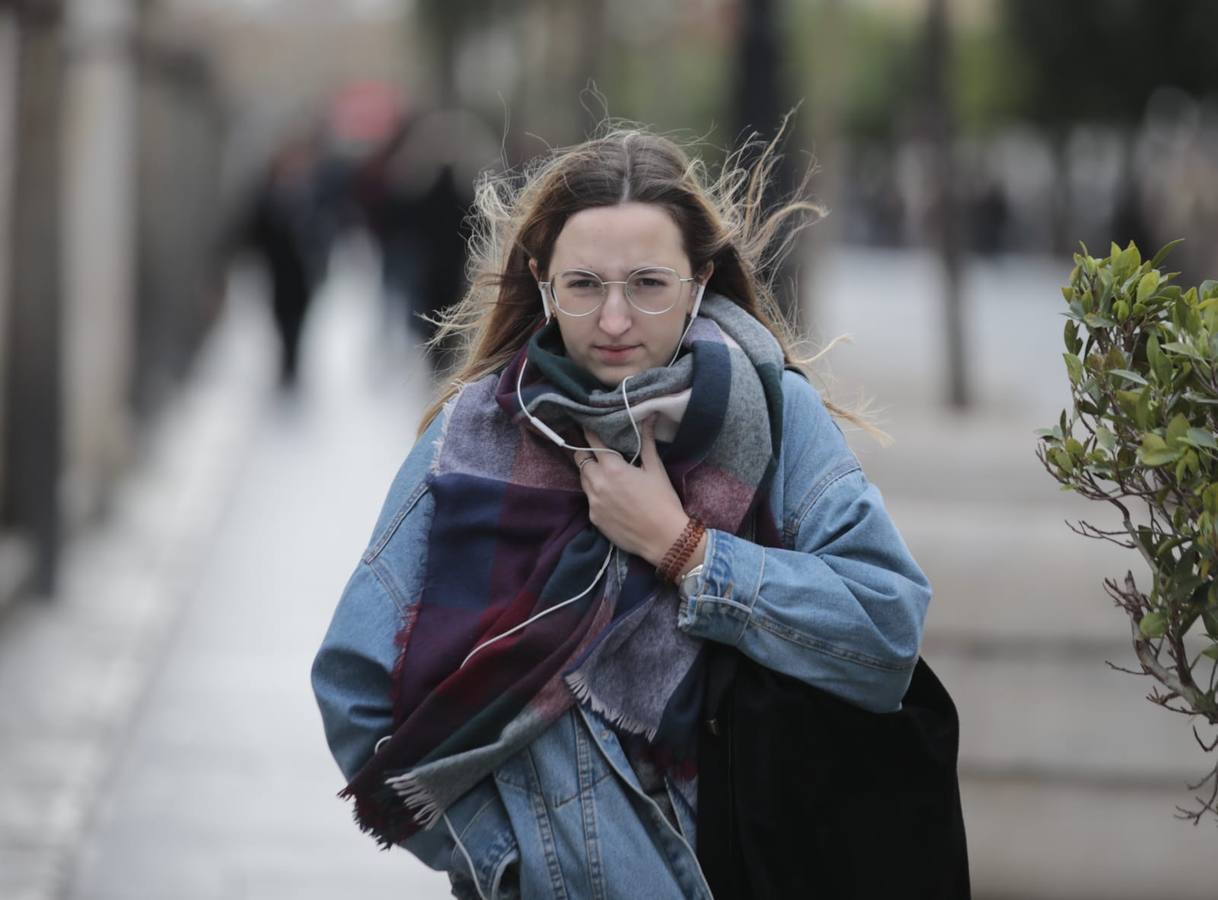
[678, 563, 705, 601]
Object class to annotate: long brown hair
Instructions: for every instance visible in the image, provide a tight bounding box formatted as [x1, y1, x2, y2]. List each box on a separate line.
[418, 120, 878, 438]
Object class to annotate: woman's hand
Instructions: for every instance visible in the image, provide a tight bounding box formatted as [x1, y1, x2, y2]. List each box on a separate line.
[577, 418, 691, 568]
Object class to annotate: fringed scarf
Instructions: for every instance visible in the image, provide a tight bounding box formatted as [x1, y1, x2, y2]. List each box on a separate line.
[341, 294, 786, 847]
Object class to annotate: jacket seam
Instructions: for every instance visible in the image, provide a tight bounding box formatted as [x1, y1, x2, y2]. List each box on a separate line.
[785, 460, 862, 545]
[363, 479, 429, 564]
[737, 548, 765, 644]
[748, 610, 914, 672]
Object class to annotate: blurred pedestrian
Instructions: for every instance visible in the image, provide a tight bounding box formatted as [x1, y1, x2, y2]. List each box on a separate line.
[358, 108, 495, 374]
[312, 127, 964, 898]
[245, 137, 322, 388]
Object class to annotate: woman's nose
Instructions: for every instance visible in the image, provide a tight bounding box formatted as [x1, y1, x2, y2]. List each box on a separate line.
[597, 284, 632, 335]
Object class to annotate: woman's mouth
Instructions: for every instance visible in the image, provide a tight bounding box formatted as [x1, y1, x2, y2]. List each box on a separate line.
[593, 344, 641, 363]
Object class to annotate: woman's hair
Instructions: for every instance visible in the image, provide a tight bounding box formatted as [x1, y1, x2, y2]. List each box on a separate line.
[418, 119, 880, 438]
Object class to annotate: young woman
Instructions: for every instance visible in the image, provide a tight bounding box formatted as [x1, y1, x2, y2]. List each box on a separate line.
[311, 128, 933, 899]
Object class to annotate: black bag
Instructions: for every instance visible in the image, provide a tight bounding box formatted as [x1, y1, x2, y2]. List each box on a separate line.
[696, 650, 971, 899]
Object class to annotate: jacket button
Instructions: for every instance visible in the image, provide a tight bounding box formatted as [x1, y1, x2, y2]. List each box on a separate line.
[705, 718, 720, 736]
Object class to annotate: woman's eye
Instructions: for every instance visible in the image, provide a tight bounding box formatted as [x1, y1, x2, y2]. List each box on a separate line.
[568, 279, 600, 290]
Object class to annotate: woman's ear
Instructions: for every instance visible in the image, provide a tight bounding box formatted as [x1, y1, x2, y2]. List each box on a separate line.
[528, 259, 540, 281]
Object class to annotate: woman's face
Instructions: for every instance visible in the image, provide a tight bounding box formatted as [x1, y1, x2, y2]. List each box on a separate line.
[531, 202, 707, 388]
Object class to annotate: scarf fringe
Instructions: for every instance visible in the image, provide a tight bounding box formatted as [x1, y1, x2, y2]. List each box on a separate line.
[385, 771, 444, 829]
[564, 671, 659, 742]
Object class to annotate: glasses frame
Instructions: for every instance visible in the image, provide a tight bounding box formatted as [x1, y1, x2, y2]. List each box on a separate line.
[540, 266, 699, 318]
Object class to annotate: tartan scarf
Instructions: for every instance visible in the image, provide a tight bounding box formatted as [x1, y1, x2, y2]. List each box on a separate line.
[341, 294, 786, 848]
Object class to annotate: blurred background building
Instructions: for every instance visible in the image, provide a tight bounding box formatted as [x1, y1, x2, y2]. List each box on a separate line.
[2, 1, 1217, 898]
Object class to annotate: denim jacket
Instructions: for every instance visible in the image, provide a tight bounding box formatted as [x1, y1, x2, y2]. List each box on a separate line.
[311, 370, 931, 899]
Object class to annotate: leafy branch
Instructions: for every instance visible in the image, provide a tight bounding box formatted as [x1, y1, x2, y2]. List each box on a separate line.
[1038, 239, 1218, 825]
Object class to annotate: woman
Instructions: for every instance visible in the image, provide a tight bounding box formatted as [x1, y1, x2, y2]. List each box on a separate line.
[311, 128, 934, 899]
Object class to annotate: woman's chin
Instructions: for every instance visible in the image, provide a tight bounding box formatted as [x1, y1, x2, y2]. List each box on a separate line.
[589, 362, 647, 388]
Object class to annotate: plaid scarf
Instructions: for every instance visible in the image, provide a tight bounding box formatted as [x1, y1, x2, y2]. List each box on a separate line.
[341, 294, 786, 848]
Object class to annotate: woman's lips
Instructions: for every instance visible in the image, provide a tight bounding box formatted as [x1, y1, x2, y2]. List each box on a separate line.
[593, 344, 640, 363]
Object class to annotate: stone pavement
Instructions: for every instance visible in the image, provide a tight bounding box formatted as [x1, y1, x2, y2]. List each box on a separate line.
[2, 241, 1215, 900]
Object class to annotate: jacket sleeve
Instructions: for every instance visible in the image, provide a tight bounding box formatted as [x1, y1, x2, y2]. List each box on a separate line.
[310, 412, 455, 868]
[677, 372, 931, 713]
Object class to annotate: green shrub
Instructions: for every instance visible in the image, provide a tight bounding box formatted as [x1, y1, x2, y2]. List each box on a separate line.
[1038, 239, 1218, 824]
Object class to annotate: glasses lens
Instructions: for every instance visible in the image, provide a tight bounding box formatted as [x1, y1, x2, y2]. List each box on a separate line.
[627, 267, 681, 314]
[554, 271, 604, 315]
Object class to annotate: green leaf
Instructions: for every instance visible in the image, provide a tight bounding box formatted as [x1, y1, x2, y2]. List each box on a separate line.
[1167, 414, 1191, 447]
[1139, 610, 1169, 638]
[1115, 389, 1142, 418]
[1107, 369, 1148, 386]
[1064, 320, 1082, 355]
[1143, 448, 1183, 466]
[1150, 238, 1185, 268]
[1161, 341, 1201, 359]
[1201, 279, 1218, 301]
[1147, 334, 1172, 385]
[1136, 271, 1160, 303]
[1201, 644, 1218, 661]
[1063, 352, 1083, 385]
[1185, 428, 1218, 450]
[1095, 427, 1115, 453]
[1202, 483, 1218, 516]
[1136, 390, 1152, 431]
[1146, 333, 1162, 364]
[1140, 431, 1182, 466]
[1204, 607, 1218, 639]
[1176, 452, 1195, 484]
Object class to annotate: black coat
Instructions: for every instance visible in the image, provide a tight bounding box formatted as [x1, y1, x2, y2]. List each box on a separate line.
[696, 651, 971, 899]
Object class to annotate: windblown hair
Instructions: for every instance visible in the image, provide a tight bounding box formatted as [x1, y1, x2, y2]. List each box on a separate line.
[418, 119, 878, 437]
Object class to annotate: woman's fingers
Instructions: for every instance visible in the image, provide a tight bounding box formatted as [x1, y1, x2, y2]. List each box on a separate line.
[581, 428, 619, 469]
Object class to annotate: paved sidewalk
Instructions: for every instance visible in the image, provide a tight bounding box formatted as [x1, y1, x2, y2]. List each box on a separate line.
[0, 262, 269, 900]
[63, 244, 452, 900]
[0, 240, 451, 899]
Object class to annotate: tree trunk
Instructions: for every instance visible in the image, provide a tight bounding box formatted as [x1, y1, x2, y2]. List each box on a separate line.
[923, 0, 968, 409]
[734, 0, 799, 326]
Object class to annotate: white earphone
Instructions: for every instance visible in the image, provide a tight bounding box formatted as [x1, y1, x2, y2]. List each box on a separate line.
[539, 283, 552, 323]
[690, 279, 706, 321]
[458, 278, 708, 669]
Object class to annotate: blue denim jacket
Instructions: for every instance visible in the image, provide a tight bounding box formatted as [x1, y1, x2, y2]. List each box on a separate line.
[312, 370, 931, 899]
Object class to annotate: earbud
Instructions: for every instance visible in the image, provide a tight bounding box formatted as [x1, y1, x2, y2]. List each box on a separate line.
[539, 283, 552, 322]
[690, 280, 706, 320]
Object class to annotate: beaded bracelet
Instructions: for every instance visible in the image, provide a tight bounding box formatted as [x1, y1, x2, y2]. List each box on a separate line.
[658, 516, 705, 583]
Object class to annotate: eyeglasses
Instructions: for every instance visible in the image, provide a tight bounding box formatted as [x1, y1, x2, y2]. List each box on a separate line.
[540, 266, 699, 317]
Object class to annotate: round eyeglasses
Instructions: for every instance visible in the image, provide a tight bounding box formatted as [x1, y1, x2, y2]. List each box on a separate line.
[540, 266, 699, 317]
